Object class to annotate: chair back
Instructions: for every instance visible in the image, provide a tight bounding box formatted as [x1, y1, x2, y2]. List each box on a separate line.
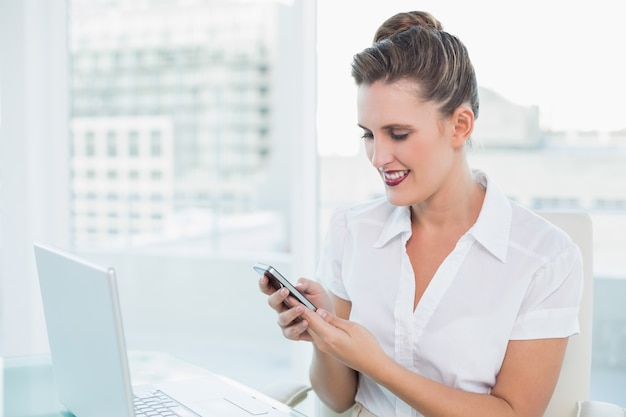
[539, 211, 594, 417]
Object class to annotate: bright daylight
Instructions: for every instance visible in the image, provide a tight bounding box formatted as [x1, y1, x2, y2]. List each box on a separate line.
[1, 1, 625, 417]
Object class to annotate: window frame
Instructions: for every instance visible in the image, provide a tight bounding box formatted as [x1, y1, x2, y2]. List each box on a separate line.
[0, 0, 71, 356]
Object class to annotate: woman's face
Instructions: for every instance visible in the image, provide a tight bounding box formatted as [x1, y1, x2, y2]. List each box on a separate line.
[357, 79, 462, 208]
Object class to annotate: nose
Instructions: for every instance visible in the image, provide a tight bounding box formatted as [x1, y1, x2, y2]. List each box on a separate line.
[368, 136, 393, 168]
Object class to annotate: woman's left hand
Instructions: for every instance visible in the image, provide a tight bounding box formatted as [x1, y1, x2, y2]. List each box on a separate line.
[302, 308, 392, 376]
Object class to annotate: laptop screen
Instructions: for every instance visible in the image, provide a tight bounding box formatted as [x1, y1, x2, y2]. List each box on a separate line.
[34, 243, 135, 417]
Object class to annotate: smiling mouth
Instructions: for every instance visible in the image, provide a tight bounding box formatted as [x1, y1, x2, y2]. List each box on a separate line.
[381, 169, 410, 186]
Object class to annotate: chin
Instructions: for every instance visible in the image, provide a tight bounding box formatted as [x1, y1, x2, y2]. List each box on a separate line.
[384, 190, 417, 207]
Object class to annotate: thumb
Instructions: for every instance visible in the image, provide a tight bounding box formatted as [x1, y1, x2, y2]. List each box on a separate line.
[305, 308, 349, 333]
[303, 309, 352, 359]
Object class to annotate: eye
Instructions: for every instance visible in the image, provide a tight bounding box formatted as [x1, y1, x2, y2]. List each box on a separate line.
[390, 132, 409, 141]
[360, 130, 374, 140]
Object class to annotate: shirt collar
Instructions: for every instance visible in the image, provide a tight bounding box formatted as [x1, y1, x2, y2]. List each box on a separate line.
[468, 170, 512, 262]
[373, 204, 411, 248]
[371, 170, 512, 262]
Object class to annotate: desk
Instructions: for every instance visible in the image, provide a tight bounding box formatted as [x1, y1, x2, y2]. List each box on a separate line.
[3, 351, 294, 417]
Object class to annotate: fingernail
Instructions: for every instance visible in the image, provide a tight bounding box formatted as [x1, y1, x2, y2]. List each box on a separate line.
[319, 309, 327, 318]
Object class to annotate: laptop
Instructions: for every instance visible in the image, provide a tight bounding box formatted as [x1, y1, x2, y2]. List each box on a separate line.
[33, 242, 306, 417]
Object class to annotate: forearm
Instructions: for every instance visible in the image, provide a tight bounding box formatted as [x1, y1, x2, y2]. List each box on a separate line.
[310, 345, 359, 413]
[372, 357, 515, 417]
[300, 296, 564, 417]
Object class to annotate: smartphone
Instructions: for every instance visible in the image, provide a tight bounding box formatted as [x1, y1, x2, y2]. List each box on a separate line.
[253, 262, 317, 311]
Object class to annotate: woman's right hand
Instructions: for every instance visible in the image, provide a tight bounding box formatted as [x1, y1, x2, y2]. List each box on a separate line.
[258, 275, 332, 342]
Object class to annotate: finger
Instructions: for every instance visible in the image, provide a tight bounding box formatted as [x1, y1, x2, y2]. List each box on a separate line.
[258, 274, 275, 295]
[293, 278, 321, 296]
[302, 308, 336, 334]
[282, 317, 313, 342]
[267, 287, 290, 312]
[293, 279, 311, 293]
[277, 304, 305, 328]
[277, 304, 312, 341]
[300, 312, 332, 350]
[306, 309, 353, 341]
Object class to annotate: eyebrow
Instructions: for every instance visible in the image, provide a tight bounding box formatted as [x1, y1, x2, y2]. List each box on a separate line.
[357, 123, 413, 130]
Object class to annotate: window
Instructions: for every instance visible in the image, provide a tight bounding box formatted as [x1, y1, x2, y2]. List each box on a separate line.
[149, 131, 162, 157]
[58, 0, 316, 394]
[128, 130, 139, 156]
[1, 0, 72, 359]
[85, 131, 96, 156]
[106, 131, 117, 157]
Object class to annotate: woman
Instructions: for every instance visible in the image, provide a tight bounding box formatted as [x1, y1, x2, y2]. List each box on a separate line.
[259, 11, 583, 417]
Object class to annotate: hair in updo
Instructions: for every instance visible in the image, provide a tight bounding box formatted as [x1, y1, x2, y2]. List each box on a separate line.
[352, 11, 479, 119]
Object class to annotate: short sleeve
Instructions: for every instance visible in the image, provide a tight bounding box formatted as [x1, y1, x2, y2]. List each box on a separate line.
[511, 241, 584, 340]
[316, 207, 350, 301]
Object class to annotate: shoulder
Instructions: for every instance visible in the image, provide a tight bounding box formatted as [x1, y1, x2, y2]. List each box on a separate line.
[329, 197, 395, 225]
[509, 202, 579, 263]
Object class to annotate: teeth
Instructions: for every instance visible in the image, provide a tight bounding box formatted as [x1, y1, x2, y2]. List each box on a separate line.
[382, 170, 409, 180]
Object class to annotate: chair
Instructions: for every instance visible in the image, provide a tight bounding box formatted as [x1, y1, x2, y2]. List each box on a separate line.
[266, 211, 623, 417]
[539, 211, 593, 417]
[576, 400, 626, 417]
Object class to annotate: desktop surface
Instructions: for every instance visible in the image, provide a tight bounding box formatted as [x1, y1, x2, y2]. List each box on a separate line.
[2, 350, 266, 417]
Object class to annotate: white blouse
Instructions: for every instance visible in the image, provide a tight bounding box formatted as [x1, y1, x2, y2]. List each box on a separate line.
[316, 171, 584, 417]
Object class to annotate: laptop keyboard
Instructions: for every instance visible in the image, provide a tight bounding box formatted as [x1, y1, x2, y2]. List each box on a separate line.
[134, 390, 200, 417]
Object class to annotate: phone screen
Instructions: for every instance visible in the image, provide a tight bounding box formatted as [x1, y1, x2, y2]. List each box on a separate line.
[253, 262, 317, 311]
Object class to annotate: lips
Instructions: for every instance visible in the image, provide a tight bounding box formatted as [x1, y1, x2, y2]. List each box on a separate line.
[381, 169, 410, 186]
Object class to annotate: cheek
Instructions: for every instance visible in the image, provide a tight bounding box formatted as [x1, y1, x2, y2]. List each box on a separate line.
[405, 136, 444, 160]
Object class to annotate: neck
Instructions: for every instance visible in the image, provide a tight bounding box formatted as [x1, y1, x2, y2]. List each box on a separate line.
[410, 164, 485, 233]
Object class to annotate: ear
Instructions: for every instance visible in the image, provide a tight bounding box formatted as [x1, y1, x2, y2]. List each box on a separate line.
[450, 106, 474, 148]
